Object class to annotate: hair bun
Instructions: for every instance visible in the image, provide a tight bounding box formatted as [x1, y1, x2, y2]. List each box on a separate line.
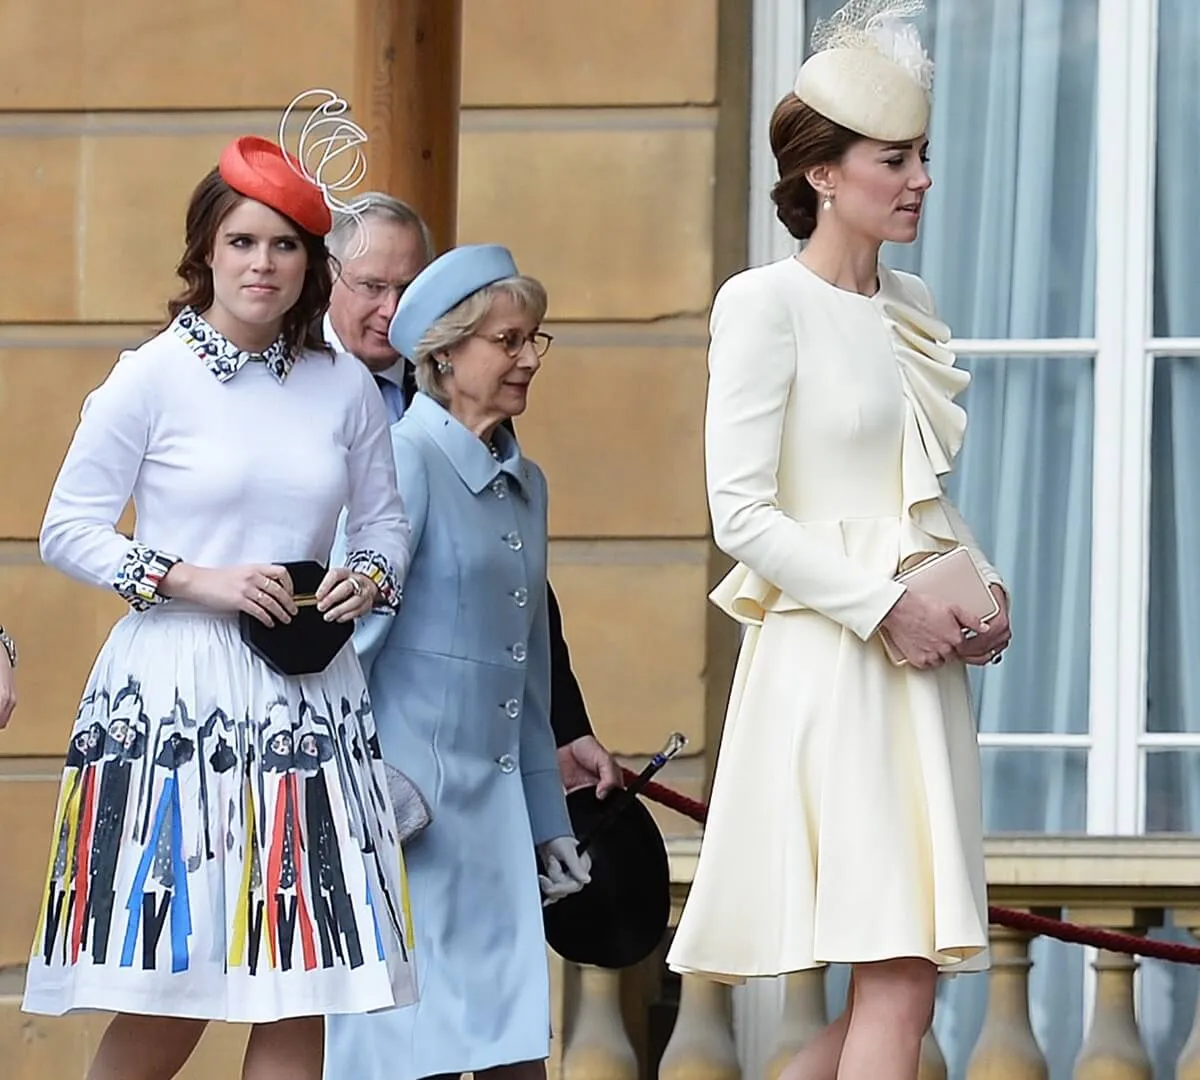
[772, 179, 817, 241]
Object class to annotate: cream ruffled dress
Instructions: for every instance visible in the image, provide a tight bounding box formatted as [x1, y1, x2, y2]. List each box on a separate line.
[667, 258, 1000, 982]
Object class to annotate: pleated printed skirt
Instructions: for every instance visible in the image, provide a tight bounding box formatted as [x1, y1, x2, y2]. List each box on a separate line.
[22, 606, 417, 1023]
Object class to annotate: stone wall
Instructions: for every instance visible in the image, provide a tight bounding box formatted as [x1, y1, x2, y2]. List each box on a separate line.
[0, 2, 748, 1073]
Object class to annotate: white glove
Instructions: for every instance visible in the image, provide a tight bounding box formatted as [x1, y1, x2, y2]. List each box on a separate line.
[536, 836, 592, 907]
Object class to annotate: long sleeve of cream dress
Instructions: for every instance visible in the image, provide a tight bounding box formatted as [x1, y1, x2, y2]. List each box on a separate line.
[667, 258, 998, 981]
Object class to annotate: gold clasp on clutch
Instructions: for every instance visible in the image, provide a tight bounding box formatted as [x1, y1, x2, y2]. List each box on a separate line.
[293, 593, 320, 609]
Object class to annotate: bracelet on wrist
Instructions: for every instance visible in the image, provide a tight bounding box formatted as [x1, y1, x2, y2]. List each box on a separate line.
[0, 626, 16, 669]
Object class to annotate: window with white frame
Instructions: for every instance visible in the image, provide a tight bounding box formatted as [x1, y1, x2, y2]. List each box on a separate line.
[745, 0, 1200, 1077]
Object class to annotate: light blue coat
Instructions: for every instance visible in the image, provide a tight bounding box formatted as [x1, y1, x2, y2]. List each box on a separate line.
[324, 392, 571, 1078]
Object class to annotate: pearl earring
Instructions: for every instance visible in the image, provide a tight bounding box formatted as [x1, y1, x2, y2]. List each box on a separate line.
[822, 194, 834, 212]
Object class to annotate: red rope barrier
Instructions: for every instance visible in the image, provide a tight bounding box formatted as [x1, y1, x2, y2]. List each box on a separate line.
[987, 907, 1200, 964]
[633, 775, 710, 826]
[625, 768, 1200, 966]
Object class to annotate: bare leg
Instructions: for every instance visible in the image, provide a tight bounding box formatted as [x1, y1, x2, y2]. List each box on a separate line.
[242, 1016, 324, 1080]
[86, 1014, 208, 1080]
[835, 958, 937, 1080]
[777, 979, 856, 1080]
[476, 1060, 546, 1080]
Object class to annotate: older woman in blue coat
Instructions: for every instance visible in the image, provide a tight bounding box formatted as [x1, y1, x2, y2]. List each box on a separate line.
[325, 245, 591, 1080]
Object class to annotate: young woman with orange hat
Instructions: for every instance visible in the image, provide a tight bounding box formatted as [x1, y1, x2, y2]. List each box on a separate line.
[22, 130, 416, 1079]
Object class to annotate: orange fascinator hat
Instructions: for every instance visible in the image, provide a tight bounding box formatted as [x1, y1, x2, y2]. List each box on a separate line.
[218, 136, 333, 237]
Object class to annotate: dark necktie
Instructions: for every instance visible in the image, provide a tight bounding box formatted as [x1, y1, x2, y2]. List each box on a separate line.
[400, 362, 417, 407]
[374, 374, 405, 425]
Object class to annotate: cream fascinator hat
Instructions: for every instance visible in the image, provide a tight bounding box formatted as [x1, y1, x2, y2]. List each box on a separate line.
[794, 0, 934, 142]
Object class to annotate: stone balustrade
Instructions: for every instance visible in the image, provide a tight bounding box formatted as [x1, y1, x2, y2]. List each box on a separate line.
[548, 835, 1200, 1080]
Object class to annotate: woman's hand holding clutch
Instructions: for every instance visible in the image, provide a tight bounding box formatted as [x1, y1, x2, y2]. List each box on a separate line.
[537, 837, 592, 907]
[880, 589, 988, 670]
[162, 563, 299, 626]
[315, 568, 379, 622]
[955, 585, 1011, 666]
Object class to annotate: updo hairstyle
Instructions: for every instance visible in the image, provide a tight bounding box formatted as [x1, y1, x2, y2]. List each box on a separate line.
[769, 93, 863, 241]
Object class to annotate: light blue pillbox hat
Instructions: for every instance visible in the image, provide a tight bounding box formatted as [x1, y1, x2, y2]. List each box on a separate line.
[387, 243, 520, 360]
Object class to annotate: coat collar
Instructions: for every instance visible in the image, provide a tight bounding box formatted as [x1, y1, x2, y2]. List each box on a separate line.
[173, 307, 292, 383]
[406, 393, 532, 496]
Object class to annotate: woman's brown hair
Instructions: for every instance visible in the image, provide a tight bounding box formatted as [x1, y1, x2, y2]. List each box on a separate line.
[165, 167, 333, 357]
[769, 93, 863, 241]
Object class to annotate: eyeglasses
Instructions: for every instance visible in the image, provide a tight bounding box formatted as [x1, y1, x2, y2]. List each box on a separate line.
[476, 329, 554, 359]
[339, 273, 411, 305]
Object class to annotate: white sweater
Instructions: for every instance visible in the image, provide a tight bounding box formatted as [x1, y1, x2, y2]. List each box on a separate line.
[41, 313, 410, 610]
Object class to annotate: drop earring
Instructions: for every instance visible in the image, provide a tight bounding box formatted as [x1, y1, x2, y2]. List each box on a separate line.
[821, 194, 834, 212]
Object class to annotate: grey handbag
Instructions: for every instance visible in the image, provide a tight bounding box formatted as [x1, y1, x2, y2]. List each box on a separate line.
[383, 761, 432, 845]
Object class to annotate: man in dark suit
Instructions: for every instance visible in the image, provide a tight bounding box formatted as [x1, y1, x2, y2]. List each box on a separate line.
[326, 194, 622, 796]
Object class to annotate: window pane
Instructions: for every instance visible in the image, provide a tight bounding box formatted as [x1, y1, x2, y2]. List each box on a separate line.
[1146, 6, 1200, 1065]
[1145, 750, 1200, 832]
[804, 0, 1098, 337]
[981, 747, 1087, 832]
[1148, 359, 1200, 734]
[948, 357, 1093, 736]
[1154, 0, 1200, 336]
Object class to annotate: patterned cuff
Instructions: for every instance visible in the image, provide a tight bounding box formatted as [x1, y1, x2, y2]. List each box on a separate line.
[113, 543, 181, 611]
[346, 549, 402, 613]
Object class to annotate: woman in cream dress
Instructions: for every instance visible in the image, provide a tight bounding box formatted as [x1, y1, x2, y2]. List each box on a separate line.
[667, 5, 1012, 1080]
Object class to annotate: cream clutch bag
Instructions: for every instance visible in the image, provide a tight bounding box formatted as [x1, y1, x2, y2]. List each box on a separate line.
[879, 546, 1000, 666]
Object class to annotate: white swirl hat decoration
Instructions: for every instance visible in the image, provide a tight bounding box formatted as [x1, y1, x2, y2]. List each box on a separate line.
[278, 88, 373, 257]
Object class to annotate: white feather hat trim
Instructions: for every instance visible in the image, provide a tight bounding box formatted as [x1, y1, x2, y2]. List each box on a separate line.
[793, 0, 933, 142]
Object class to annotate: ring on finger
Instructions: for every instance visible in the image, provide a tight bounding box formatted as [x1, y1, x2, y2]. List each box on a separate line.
[347, 577, 363, 597]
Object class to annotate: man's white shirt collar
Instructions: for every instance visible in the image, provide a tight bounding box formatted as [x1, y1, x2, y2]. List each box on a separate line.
[323, 314, 407, 387]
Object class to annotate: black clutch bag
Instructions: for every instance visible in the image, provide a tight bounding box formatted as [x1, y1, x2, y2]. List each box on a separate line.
[238, 561, 353, 677]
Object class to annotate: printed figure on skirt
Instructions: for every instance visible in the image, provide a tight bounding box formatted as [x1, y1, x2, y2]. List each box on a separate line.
[667, 4, 1012, 1080]
[22, 103, 416, 1080]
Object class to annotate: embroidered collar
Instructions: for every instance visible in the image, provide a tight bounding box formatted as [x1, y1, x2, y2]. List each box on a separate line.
[172, 307, 293, 383]
[406, 393, 532, 497]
